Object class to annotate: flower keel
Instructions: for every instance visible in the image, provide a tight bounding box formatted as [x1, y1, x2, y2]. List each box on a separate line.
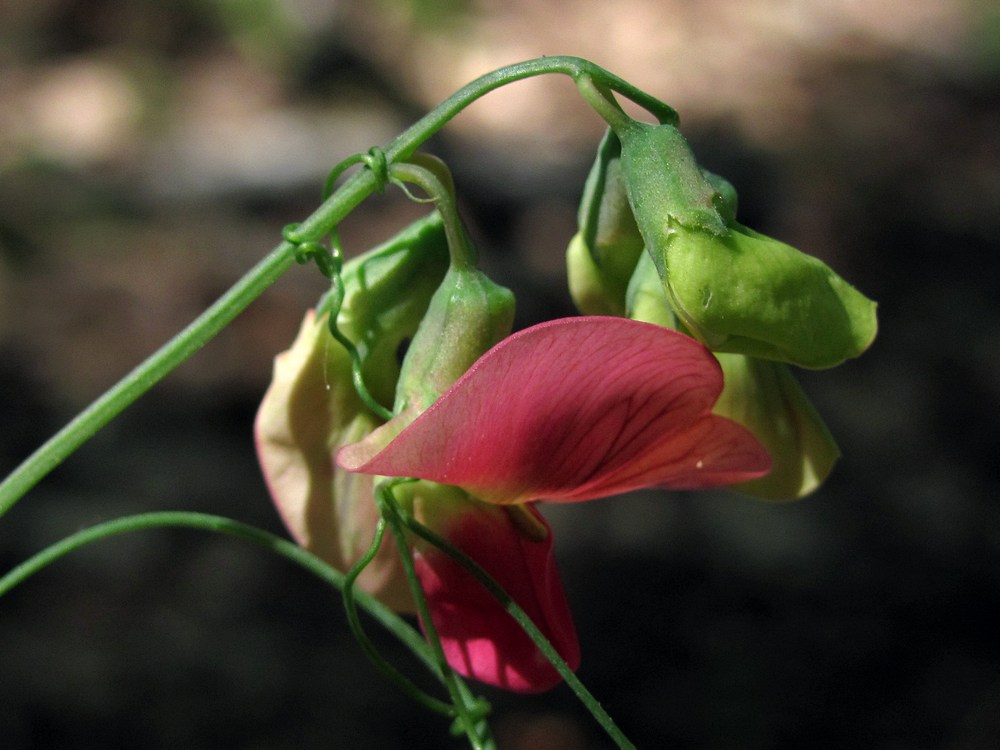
[404, 485, 580, 693]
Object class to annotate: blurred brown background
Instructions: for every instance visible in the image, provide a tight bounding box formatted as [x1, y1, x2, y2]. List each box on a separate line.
[2, 1, 999, 748]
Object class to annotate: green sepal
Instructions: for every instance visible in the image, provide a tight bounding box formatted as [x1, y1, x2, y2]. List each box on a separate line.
[713, 353, 841, 500]
[616, 120, 729, 239]
[394, 262, 515, 415]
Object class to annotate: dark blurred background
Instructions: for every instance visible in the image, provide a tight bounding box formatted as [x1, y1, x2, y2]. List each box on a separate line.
[2, 1, 999, 748]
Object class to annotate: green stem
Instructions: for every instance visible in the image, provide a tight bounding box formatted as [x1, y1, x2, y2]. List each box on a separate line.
[0, 56, 672, 519]
[341, 517, 457, 716]
[290, 55, 676, 246]
[389, 160, 477, 270]
[576, 73, 634, 133]
[0, 512, 435, 672]
[0, 243, 294, 519]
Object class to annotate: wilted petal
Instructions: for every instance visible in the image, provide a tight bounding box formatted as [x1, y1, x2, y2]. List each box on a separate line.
[339, 317, 770, 504]
[405, 484, 580, 693]
[255, 310, 412, 610]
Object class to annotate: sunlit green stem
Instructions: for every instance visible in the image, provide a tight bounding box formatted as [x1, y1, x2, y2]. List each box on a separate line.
[291, 55, 676, 247]
[389, 160, 477, 270]
[576, 73, 634, 131]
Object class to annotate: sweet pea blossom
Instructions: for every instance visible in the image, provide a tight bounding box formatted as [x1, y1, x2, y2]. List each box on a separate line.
[337, 316, 771, 691]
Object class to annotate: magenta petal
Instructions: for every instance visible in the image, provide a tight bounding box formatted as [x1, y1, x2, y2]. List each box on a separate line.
[413, 502, 580, 693]
[339, 317, 770, 503]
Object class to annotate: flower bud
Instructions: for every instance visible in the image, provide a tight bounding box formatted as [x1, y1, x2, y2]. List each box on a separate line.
[394, 262, 515, 415]
[566, 130, 645, 316]
[255, 214, 450, 610]
[617, 119, 878, 369]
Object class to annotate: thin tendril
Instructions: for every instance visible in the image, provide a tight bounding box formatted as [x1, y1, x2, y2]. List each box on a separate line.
[341, 517, 457, 716]
[282, 223, 393, 421]
[0, 512, 434, 666]
[377, 482, 495, 750]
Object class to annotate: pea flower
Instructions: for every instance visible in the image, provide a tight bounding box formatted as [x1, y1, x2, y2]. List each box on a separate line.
[337, 316, 771, 691]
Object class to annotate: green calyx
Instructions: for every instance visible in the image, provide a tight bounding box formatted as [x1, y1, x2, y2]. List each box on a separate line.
[616, 119, 878, 370]
[394, 263, 515, 415]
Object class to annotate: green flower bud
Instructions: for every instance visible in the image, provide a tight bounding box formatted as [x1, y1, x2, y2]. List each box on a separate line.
[567, 129, 645, 316]
[394, 257, 516, 415]
[617, 119, 878, 369]
[713, 352, 841, 500]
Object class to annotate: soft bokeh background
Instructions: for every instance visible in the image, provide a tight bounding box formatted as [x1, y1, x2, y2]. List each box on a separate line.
[2, 1, 998, 748]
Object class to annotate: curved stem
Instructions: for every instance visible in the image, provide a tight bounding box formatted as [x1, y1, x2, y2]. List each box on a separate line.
[389, 160, 476, 270]
[576, 73, 634, 133]
[294, 56, 676, 245]
[0, 512, 435, 673]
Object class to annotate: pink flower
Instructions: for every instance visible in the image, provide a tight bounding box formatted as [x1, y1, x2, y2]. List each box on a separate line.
[338, 316, 770, 691]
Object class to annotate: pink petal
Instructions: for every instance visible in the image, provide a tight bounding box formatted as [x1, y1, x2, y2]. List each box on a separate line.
[339, 317, 770, 503]
[413, 501, 580, 693]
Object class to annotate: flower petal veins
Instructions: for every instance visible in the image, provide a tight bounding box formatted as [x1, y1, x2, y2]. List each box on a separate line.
[338, 317, 770, 503]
